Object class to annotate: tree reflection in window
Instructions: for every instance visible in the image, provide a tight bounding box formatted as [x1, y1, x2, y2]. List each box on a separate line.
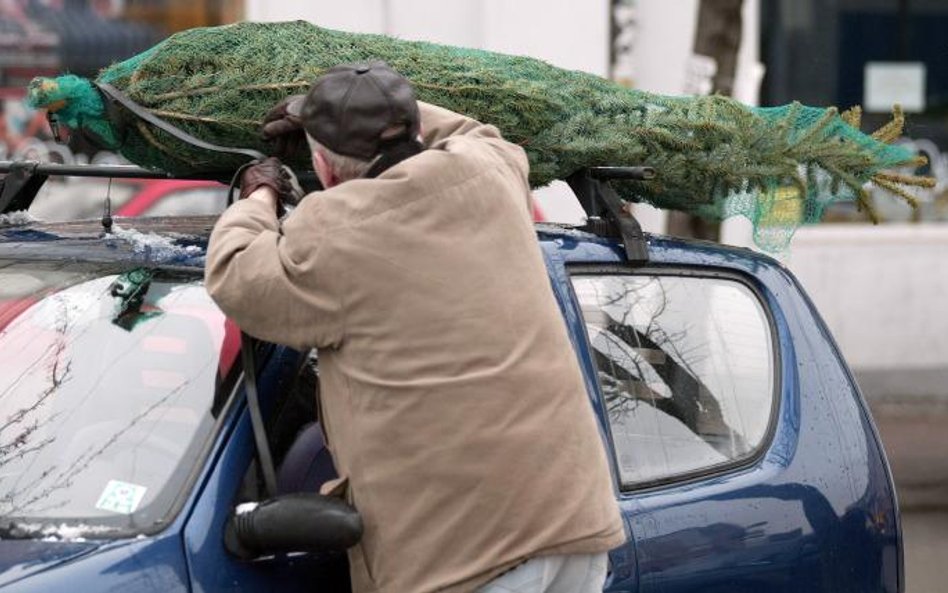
[573, 274, 774, 487]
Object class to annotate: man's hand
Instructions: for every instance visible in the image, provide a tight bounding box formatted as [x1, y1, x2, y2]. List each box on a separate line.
[239, 157, 295, 211]
[261, 95, 306, 159]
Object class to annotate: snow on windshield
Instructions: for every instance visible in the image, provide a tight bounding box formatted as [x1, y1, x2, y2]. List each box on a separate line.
[0, 211, 38, 227]
[111, 225, 203, 260]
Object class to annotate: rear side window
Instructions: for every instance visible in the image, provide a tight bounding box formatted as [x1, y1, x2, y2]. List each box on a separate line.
[572, 273, 776, 489]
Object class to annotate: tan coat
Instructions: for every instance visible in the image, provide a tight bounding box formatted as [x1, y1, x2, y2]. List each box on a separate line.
[205, 103, 625, 593]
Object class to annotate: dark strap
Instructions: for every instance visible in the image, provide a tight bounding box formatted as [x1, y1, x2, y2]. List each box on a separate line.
[363, 138, 424, 179]
[240, 332, 279, 498]
[95, 83, 294, 208]
[96, 82, 266, 162]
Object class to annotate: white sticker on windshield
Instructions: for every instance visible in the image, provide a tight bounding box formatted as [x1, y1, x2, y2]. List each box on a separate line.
[95, 480, 147, 515]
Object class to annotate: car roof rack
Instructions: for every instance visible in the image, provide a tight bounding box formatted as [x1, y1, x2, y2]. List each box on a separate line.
[0, 160, 322, 216]
[1, 160, 654, 263]
[0, 161, 217, 215]
[566, 166, 655, 264]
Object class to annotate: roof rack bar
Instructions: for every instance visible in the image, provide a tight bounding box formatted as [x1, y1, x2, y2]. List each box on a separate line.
[0, 161, 319, 183]
[0, 160, 234, 214]
[0, 160, 323, 214]
[566, 167, 652, 265]
[1, 161, 194, 180]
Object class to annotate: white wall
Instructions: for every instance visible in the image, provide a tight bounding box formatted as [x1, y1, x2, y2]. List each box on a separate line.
[630, 0, 699, 95]
[246, 0, 386, 32]
[481, 0, 609, 76]
[623, 0, 697, 232]
[787, 224, 948, 399]
[245, 0, 609, 75]
[385, 0, 483, 48]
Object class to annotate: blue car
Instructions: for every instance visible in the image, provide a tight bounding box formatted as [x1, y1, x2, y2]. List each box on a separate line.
[0, 164, 900, 592]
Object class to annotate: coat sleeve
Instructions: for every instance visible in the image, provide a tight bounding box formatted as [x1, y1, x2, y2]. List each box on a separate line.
[418, 101, 533, 216]
[204, 197, 344, 350]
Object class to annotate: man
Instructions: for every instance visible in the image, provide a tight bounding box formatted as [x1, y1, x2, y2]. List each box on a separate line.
[205, 62, 624, 593]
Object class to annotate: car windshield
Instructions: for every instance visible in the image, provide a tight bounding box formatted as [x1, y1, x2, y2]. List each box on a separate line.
[0, 259, 240, 538]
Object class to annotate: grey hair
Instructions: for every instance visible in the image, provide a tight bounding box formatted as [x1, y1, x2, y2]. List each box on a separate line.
[306, 133, 379, 181]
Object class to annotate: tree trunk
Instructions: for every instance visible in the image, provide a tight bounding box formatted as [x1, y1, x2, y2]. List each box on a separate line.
[670, 0, 744, 241]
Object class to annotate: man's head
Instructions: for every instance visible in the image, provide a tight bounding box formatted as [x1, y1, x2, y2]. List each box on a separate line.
[294, 62, 421, 188]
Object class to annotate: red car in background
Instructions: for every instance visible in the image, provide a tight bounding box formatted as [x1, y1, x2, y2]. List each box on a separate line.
[115, 179, 228, 217]
[27, 177, 229, 221]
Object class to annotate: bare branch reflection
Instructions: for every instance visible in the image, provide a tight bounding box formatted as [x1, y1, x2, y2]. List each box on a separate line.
[0, 303, 73, 506]
[582, 275, 757, 463]
[0, 383, 184, 518]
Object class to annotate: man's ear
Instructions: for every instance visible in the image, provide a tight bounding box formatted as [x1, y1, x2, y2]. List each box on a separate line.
[313, 150, 337, 189]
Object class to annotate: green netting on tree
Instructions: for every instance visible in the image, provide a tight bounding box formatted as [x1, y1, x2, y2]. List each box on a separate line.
[26, 20, 932, 251]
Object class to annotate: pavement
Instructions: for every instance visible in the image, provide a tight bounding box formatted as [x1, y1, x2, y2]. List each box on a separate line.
[901, 512, 948, 593]
[870, 400, 948, 593]
[871, 398, 948, 511]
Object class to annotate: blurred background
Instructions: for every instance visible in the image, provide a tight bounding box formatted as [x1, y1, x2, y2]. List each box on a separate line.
[1, 0, 944, 589]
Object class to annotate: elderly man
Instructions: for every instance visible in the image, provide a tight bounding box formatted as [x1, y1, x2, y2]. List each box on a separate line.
[205, 62, 623, 593]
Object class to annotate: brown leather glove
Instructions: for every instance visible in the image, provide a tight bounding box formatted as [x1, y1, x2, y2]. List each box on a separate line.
[261, 95, 306, 159]
[239, 157, 293, 202]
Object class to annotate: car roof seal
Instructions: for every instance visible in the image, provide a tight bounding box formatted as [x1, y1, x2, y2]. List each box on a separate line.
[566, 166, 654, 264]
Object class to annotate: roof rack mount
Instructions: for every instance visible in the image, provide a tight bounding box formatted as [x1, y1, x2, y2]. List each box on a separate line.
[0, 161, 180, 180]
[566, 166, 655, 265]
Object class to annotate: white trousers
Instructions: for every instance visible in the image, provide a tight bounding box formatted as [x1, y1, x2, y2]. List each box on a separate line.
[476, 553, 609, 593]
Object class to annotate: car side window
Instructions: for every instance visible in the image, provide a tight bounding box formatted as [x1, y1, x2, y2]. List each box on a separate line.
[571, 273, 776, 489]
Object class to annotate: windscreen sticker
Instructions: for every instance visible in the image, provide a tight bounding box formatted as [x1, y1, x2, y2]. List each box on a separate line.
[95, 480, 147, 515]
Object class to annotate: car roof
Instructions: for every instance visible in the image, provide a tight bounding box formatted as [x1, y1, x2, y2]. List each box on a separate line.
[534, 222, 782, 271]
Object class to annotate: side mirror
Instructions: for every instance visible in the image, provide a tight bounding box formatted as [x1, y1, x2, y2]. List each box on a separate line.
[225, 493, 363, 560]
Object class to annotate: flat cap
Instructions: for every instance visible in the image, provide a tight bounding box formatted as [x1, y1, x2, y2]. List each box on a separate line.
[295, 61, 420, 159]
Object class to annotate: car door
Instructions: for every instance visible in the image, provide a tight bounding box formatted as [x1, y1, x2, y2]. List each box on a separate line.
[563, 251, 898, 593]
[569, 266, 790, 593]
[182, 344, 350, 593]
